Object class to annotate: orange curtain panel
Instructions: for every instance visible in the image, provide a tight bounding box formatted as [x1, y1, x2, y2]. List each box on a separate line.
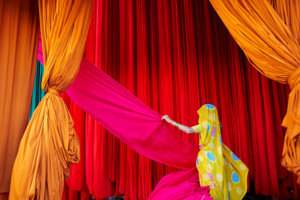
[9, 0, 93, 199]
[0, 0, 39, 197]
[209, 0, 300, 183]
[268, 0, 300, 44]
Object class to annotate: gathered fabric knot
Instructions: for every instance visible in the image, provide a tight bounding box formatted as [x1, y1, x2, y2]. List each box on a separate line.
[48, 88, 60, 96]
[285, 68, 300, 127]
[288, 67, 300, 90]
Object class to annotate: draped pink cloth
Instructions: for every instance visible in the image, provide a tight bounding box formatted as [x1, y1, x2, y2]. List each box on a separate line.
[67, 58, 199, 169]
[37, 39, 211, 199]
[146, 167, 211, 200]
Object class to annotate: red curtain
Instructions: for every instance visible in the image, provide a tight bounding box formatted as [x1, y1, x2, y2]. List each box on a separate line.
[61, 0, 299, 199]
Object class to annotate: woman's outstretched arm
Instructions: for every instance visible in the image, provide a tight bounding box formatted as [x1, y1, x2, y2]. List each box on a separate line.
[162, 115, 195, 134]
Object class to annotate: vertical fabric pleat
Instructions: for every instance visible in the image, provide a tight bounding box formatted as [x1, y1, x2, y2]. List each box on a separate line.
[0, 0, 39, 195]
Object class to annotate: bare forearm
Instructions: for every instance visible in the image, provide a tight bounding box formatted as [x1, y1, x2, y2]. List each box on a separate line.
[162, 115, 195, 134]
[178, 124, 195, 134]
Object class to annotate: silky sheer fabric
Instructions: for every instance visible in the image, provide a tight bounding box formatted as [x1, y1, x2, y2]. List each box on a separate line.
[9, 1, 93, 199]
[0, 0, 39, 195]
[209, 0, 300, 183]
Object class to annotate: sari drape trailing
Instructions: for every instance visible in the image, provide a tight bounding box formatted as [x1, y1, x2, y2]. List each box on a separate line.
[9, 0, 93, 199]
[0, 0, 39, 196]
[209, 0, 300, 183]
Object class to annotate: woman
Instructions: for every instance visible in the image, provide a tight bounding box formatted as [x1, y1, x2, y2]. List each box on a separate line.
[162, 104, 248, 200]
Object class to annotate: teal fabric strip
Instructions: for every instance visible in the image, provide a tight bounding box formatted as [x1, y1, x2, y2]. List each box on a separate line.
[29, 60, 45, 121]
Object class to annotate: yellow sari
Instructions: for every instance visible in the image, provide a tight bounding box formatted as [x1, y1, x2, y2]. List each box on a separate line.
[192, 104, 248, 199]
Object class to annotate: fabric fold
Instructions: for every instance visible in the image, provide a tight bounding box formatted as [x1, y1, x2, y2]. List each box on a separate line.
[146, 167, 212, 200]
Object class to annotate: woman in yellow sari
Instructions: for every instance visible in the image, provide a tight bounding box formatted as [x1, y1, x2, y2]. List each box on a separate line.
[162, 104, 248, 200]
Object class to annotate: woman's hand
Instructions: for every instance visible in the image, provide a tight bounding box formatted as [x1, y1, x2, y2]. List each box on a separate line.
[162, 115, 172, 123]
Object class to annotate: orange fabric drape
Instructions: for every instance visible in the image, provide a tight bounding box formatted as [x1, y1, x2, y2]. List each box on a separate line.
[0, 0, 39, 197]
[268, 0, 300, 44]
[9, 0, 93, 199]
[209, 0, 300, 183]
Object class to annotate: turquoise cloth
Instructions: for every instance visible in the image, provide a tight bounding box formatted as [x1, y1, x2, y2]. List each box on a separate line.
[29, 60, 45, 121]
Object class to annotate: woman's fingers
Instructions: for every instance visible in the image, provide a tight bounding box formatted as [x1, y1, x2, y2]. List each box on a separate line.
[162, 115, 168, 120]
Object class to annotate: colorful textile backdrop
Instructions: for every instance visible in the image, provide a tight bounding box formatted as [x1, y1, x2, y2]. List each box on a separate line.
[58, 0, 298, 199]
[9, 0, 93, 199]
[209, 0, 300, 185]
[0, 0, 39, 198]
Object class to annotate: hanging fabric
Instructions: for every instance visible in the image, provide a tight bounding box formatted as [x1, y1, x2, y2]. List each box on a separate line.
[0, 0, 39, 195]
[9, 1, 93, 199]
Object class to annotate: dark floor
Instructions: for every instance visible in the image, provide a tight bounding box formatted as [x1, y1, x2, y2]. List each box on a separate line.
[243, 194, 273, 200]
[104, 194, 274, 200]
[101, 181, 297, 200]
[104, 195, 296, 200]
[243, 181, 296, 200]
[243, 181, 273, 200]
[105, 196, 124, 200]
[104, 195, 274, 200]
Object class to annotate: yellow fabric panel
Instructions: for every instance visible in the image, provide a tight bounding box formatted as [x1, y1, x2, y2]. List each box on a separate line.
[209, 0, 300, 184]
[192, 125, 201, 133]
[196, 104, 248, 200]
[0, 0, 38, 193]
[9, 0, 93, 199]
